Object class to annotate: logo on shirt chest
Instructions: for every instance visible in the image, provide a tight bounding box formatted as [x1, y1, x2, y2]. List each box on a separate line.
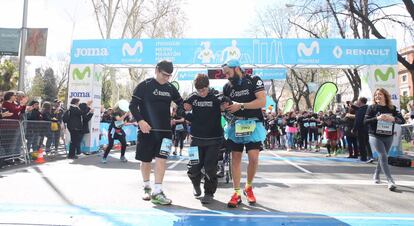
[153, 89, 171, 97]
[230, 89, 250, 98]
[192, 99, 213, 107]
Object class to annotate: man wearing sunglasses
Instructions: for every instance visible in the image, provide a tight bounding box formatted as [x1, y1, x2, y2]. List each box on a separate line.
[129, 60, 185, 205]
[221, 59, 267, 208]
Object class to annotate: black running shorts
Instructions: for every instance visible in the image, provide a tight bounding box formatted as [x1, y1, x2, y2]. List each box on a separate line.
[227, 139, 263, 153]
[135, 131, 172, 162]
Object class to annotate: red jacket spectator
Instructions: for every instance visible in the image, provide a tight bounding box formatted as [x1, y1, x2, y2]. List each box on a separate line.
[2, 91, 27, 120]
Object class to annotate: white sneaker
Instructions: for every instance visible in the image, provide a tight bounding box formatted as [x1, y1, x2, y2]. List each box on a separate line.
[388, 182, 396, 191]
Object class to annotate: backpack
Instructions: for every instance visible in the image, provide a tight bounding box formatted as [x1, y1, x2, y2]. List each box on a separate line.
[62, 110, 70, 123]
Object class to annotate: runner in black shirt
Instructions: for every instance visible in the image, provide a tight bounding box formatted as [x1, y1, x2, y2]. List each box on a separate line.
[221, 59, 266, 208]
[364, 88, 404, 191]
[101, 111, 128, 163]
[129, 60, 184, 205]
[184, 74, 226, 204]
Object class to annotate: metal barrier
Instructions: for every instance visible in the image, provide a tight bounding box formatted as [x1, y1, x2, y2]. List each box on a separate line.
[0, 119, 29, 164]
[401, 124, 413, 142]
[22, 120, 67, 155]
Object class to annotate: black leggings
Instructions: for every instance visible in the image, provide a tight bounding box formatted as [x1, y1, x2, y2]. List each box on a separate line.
[174, 131, 186, 150]
[103, 133, 127, 158]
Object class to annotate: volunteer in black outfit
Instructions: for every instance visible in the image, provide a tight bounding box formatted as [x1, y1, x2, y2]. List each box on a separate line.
[129, 60, 185, 205]
[101, 111, 128, 163]
[184, 74, 227, 204]
[222, 59, 267, 208]
[364, 88, 405, 191]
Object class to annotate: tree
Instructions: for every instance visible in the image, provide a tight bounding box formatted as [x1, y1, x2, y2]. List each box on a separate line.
[27, 68, 44, 99]
[91, 0, 187, 106]
[42, 68, 58, 101]
[0, 60, 19, 91]
[347, 0, 414, 96]
[101, 71, 112, 108]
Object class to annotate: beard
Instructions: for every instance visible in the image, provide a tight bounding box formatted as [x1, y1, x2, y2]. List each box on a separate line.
[228, 74, 241, 86]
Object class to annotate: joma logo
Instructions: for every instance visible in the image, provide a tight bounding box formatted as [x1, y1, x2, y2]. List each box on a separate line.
[297, 41, 320, 57]
[122, 41, 143, 57]
[74, 48, 109, 58]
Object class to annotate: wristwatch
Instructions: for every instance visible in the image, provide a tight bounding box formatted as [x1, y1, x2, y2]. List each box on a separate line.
[240, 103, 245, 111]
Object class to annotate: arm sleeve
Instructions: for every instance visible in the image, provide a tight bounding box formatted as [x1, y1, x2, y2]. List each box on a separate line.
[184, 112, 193, 122]
[393, 106, 405, 124]
[172, 86, 185, 117]
[364, 105, 377, 125]
[129, 82, 145, 122]
[252, 76, 265, 93]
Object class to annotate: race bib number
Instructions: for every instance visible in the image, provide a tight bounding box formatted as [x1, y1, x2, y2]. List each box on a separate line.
[376, 120, 394, 135]
[235, 120, 256, 137]
[175, 124, 184, 131]
[159, 138, 173, 157]
[304, 122, 309, 127]
[310, 122, 316, 127]
[188, 146, 200, 165]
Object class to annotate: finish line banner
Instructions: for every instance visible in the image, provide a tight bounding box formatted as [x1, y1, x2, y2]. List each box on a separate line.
[70, 38, 396, 66]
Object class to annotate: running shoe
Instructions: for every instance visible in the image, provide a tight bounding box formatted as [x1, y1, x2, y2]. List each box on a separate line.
[120, 156, 128, 162]
[201, 194, 214, 204]
[243, 187, 256, 204]
[193, 184, 202, 197]
[101, 157, 107, 164]
[151, 192, 172, 205]
[366, 158, 374, 163]
[142, 186, 152, 201]
[227, 193, 242, 208]
[388, 182, 396, 191]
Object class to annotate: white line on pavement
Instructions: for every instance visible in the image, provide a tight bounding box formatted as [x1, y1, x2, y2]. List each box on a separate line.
[268, 152, 313, 174]
[168, 158, 185, 169]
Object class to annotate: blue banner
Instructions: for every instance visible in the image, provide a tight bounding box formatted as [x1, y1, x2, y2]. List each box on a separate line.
[254, 69, 286, 80]
[71, 38, 396, 65]
[177, 70, 206, 81]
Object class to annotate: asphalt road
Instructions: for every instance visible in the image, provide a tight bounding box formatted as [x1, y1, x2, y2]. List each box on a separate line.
[1, 145, 414, 226]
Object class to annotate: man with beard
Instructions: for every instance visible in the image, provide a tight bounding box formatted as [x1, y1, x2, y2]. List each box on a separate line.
[221, 59, 266, 208]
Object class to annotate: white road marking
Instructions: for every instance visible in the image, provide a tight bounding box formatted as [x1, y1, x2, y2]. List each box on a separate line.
[268, 152, 313, 174]
[168, 158, 185, 169]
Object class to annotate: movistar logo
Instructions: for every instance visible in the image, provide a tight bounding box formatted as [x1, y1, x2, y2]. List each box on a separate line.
[375, 67, 395, 82]
[297, 41, 320, 57]
[73, 67, 91, 80]
[122, 41, 143, 57]
[94, 71, 103, 82]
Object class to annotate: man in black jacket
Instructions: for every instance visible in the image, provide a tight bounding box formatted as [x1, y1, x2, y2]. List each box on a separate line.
[353, 97, 373, 162]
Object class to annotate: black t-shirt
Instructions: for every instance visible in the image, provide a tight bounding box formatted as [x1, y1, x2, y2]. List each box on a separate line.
[308, 117, 318, 131]
[364, 104, 405, 137]
[298, 116, 309, 132]
[130, 78, 182, 131]
[286, 117, 296, 127]
[324, 116, 338, 132]
[185, 90, 223, 139]
[223, 75, 265, 121]
[173, 115, 186, 132]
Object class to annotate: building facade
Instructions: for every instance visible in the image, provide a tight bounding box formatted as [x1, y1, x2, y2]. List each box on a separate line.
[398, 45, 414, 97]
